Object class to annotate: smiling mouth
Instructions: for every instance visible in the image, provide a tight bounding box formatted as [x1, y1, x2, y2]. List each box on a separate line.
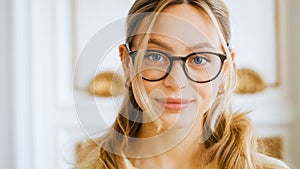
[155, 98, 193, 111]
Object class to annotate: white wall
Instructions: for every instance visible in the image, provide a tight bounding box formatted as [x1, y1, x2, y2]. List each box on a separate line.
[288, 0, 300, 100]
[0, 0, 13, 168]
[287, 0, 300, 168]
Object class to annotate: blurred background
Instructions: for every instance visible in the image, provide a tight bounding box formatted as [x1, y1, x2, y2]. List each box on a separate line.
[0, 0, 299, 168]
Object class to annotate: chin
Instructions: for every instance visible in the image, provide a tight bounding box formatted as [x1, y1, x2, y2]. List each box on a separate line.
[159, 110, 198, 130]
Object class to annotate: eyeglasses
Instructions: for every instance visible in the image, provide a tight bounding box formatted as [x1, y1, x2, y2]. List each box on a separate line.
[126, 45, 227, 83]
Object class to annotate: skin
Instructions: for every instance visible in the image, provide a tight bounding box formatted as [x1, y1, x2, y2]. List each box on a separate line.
[119, 4, 234, 169]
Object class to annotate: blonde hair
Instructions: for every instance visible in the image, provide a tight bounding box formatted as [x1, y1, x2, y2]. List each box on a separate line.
[75, 0, 289, 168]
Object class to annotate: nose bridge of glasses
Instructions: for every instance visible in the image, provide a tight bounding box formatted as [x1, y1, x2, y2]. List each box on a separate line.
[167, 58, 188, 81]
[169, 55, 187, 72]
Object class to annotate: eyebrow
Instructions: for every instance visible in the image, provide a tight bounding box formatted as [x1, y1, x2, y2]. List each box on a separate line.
[189, 42, 215, 51]
[147, 38, 216, 52]
[148, 38, 173, 51]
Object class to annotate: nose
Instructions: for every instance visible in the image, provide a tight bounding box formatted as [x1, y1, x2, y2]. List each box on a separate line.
[163, 61, 188, 90]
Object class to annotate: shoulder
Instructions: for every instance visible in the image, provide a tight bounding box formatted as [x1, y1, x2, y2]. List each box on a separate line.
[204, 153, 290, 169]
[257, 153, 291, 169]
[75, 138, 106, 169]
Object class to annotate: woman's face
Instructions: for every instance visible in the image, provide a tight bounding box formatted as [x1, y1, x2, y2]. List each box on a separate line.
[121, 4, 226, 131]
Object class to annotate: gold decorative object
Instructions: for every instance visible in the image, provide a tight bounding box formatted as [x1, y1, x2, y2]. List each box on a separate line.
[258, 137, 283, 159]
[235, 68, 266, 94]
[88, 71, 125, 97]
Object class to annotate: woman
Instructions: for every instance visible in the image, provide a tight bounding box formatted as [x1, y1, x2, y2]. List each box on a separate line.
[76, 0, 290, 168]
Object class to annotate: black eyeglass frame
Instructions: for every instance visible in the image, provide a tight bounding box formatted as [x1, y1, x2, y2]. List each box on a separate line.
[125, 43, 227, 83]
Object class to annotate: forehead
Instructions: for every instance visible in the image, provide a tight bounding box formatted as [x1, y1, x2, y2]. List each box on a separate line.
[134, 4, 221, 50]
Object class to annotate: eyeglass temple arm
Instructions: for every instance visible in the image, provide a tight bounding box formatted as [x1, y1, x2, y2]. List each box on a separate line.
[125, 43, 132, 52]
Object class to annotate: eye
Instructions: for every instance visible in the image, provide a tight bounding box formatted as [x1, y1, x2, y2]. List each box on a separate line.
[144, 51, 166, 62]
[190, 55, 209, 65]
[149, 54, 162, 61]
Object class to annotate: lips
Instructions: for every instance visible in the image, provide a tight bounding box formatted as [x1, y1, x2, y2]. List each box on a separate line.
[155, 98, 193, 111]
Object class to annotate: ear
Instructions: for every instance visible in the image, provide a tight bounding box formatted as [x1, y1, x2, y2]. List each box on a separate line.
[230, 50, 235, 63]
[222, 50, 235, 74]
[119, 44, 132, 80]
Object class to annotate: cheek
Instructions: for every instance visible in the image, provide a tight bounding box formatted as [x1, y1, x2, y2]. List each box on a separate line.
[142, 81, 161, 96]
[131, 84, 145, 111]
[194, 81, 220, 111]
[131, 80, 159, 112]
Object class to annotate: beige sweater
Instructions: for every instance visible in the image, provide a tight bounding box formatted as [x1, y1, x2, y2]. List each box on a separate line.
[125, 153, 290, 169]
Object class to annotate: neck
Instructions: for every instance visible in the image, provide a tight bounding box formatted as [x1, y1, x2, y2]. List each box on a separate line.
[130, 123, 205, 169]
